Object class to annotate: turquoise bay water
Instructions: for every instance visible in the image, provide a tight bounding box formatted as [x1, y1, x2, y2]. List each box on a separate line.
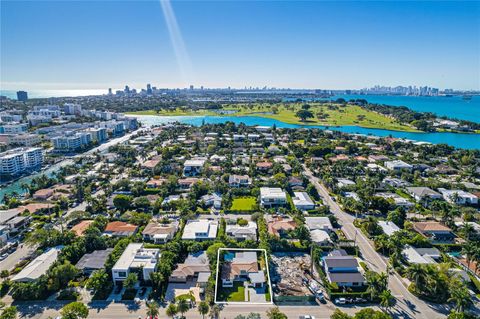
[132, 115, 480, 150]
[330, 94, 479, 123]
[2, 90, 478, 123]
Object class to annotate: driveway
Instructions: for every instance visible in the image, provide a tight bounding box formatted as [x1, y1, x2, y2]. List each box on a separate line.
[0, 245, 35, 272]
[165, 281, 201, 302]
[248, 286, 267, 303]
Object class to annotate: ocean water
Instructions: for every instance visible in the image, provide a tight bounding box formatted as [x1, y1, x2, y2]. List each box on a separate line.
[2, 89, 478, 123]
[331, 94, 479, 123]
[131, 114, 480, 150]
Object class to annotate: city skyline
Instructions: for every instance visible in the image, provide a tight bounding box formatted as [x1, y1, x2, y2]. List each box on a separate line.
[1, 1, 479, 90]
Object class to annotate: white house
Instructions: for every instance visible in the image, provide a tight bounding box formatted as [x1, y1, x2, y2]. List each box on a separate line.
[229, 175, 252, 187]
[112, 243, 160, 285]
[438, 188, 478, 205]
[305, 217, 333, 233]
[384, 160, 413, 171]
[182, 219, 218, 241]
[402, 245, 436, 264]
[199, 193, 222, 209]
[310, 229, 332, 246]
[260, 187, 287, 208]
[378, 221, 400, 236]
[322, 255, 365, 288]
[292, 192, 315, 211]
[183, 158, 206, 176]
[406, 187, 442, 202]
[12, 247, 61, 282]
[336, 178, 356, 188]
[226, 221, 257, 241]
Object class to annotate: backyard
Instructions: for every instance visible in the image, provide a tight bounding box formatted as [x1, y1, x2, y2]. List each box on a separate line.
[230, 196, 257, 211]
[217, 282, 245, 302]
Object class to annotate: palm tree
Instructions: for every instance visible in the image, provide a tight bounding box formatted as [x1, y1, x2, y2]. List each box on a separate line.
[462, 241, 477, 269]
[448, 280, 471, 312]
[379, 289, 395, 312]
[209, 304, 221, 319]
[165, 303, 178, 318]
[198, 301, 209, 319]
[406, 264, 427, 289]
[146, 301, 159, 319]
[177, 299, 189, 318]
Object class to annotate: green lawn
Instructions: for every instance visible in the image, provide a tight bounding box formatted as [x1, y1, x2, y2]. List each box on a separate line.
[217, 282, 246, 302]
[230, 197, 257, 211]
[126, 102, 421, 132]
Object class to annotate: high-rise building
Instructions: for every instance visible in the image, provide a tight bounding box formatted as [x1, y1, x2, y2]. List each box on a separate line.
[146, 84, 152, 95]
[16, 91, 28, 102]
[0, 147, 43, 176]
[189, 85, 194, 90]
[108, 88, 113, 95]
[124, 85, 130, 94]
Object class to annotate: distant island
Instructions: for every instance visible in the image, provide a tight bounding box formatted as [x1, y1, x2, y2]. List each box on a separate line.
[126, 98, 480, 134]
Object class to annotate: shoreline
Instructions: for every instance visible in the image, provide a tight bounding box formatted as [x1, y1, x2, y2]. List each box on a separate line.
[125, 110, 422, 133]
[125, 111, 480, 135]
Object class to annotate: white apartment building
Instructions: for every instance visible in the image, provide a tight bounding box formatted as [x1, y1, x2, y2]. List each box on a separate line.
[112, 243, 160, 285]
[260, 187, 287, 208]
[52, 132, 92, 151]
[83, 127, 107, 142]
[63, 103, 82, 115]
[0, 147, 43, 175]
[0, 134, 40, 147]
[0, 112, 23, 122]
[0, 123, 28, 134]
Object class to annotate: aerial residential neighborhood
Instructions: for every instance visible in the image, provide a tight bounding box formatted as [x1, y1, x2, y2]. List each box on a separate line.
[0, 114, 478, 319]
[1, 0, 480, 317]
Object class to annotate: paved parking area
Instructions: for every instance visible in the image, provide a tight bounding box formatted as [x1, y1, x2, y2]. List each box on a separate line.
[165, 281, 201, 302]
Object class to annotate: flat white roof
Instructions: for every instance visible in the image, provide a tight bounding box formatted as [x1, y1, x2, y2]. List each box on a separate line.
[184, 159, 206, 167]
[292, 192, 314, 207]
[260, 187, 286, 199]
[402, 245, 435, 265]
[182, 219, 218, 240]
[310, 229, 331, 243]
[112, 243, 159, 271]
[440, 189, 477, 199]
[12, 247, 61, 282]
[378, 221, 400, 236]
[305, 217, 333, 231]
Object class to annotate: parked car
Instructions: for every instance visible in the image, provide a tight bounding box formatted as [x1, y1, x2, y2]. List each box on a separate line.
[0, 253, 9, 261]
[299, 316, 316, 319]
[335, 297, 346, 305]
[316, 291, 326, 303]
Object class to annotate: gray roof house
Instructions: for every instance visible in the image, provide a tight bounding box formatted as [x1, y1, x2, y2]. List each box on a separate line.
[322, 255, 365, 287]
[76, 248, 113, 275]
[226, 221, 257, 241]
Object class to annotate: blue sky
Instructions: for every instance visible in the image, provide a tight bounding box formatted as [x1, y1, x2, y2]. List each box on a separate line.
[1, 1, 479, 90]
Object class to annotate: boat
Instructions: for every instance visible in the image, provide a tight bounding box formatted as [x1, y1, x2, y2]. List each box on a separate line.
[462, 95, 472, 100]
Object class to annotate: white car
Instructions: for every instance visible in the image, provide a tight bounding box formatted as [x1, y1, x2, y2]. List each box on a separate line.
[299, 316, 316, 319]
[335, 297, 346, 305]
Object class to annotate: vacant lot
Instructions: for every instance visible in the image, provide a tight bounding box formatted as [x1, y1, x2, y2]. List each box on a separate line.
[217, 282, 245, 302]
[230, 197, 257, 211]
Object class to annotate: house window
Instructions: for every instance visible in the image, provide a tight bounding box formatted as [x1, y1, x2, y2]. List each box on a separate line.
[117, 271, 127, 278]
